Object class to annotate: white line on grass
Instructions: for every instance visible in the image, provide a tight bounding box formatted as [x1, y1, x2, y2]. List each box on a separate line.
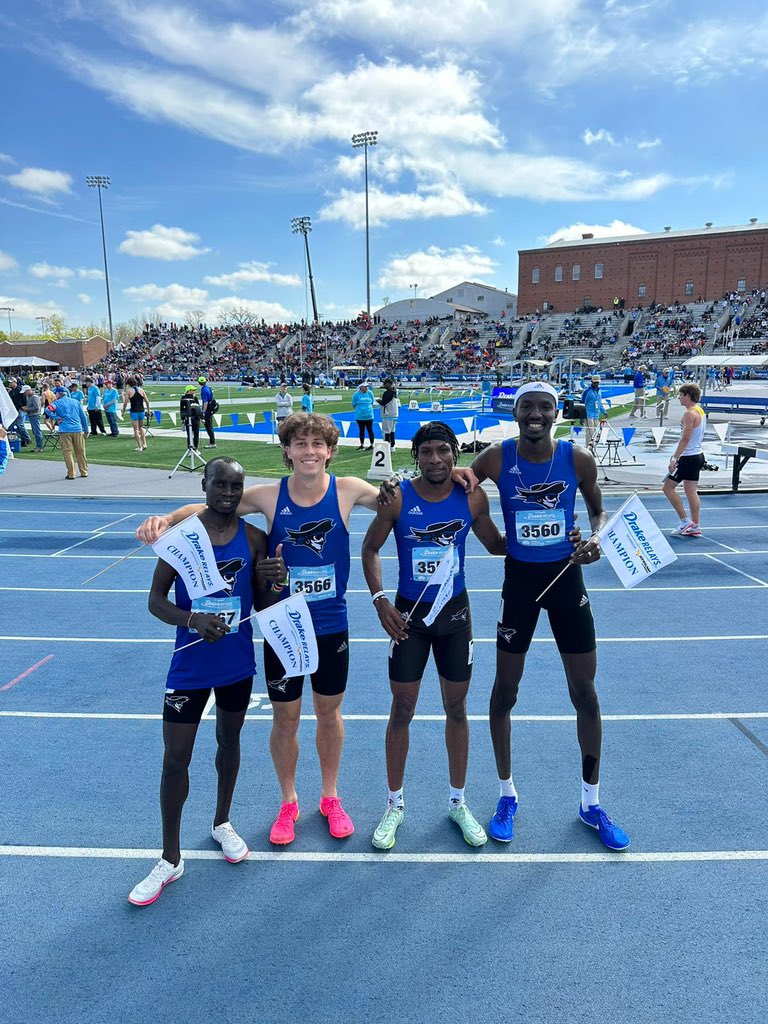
[2, 711, 768, 723]
[1, 844, 767, 865]
[1, 634, 766, 645]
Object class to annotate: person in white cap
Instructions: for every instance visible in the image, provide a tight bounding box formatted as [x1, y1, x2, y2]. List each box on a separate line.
[580, 375, 607, 447]
[467, 380, 630, 852]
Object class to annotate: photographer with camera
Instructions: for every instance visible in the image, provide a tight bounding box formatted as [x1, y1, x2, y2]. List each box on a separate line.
[199, 376, 218, 448]
[180, 386, 203, 451]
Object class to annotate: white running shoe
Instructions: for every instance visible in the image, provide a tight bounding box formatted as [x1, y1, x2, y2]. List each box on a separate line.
[669, 522, 692, 536]
[128, 858, 184, 906]
[211, 821, 249, 863]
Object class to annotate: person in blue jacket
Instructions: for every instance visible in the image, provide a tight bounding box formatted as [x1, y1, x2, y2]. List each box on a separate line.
[352, 380, 375, 450]
[580, 375, 607, 447]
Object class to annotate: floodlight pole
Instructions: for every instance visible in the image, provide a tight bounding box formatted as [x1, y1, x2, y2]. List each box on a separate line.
[35, 315, 47, 338]
[86, 176, 115, 347]
[351, 130, 378, 318]
[291, 216, 319, 323]
[0, 306, 13, 340]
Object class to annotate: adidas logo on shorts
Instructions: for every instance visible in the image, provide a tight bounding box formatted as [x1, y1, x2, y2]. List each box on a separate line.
[579, 595, 589, 607]
[409, 505, 423, 515]
[279, 506, 292, 515]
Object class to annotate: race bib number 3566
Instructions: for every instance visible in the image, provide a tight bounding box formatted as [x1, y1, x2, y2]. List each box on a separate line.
[289, 565, 336, 601]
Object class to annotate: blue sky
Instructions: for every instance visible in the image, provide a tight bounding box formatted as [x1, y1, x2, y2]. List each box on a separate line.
[1, 0, 766, 335]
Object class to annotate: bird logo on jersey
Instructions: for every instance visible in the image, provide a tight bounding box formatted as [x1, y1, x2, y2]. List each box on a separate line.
[284, 518, 335, 556]
[408, 519, 466, 547]
[216, 557, 246, 595]
[515, 481, 568, 509]
[164, 694, 190, 713]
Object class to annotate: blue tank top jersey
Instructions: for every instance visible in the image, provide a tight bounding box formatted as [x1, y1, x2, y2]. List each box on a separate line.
[393, 480, 471, 600]
[498, 440, 578, 563]
[166, 520, 256, 690]
[268, 475, 350, 635]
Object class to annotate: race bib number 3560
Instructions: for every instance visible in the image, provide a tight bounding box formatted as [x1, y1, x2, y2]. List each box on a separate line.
[515, 509, 566, 547]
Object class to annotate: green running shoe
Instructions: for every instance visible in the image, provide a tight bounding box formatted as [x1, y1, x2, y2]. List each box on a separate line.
[448, 802, 487, 847]
[372, 805, 404, 850]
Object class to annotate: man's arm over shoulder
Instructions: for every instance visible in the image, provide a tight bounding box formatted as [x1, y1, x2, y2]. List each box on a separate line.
[470, 443, 503, 486]
[337, 475, 380, 512]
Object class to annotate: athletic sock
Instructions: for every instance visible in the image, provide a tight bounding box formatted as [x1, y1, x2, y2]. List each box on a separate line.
[581, 780, 600, 812]
[499, 777, 518, 800]
[679, 518, 691, 528]
[388, 789, 404, 809]
[449, 786, 465, 807]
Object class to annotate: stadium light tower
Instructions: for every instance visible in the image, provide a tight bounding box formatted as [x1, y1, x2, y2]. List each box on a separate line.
[35, 315, 47, 337]
[0, 306, 13, 341]
[351, 130, 378, 317]
[291, 216, 319, 323]
[85, 175, 115, 347]
[410, 283, 418, 305]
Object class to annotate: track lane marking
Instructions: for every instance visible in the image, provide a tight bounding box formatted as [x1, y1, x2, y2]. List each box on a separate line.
[0, 656, 54, 692]
[0, 633, 766, 644]
[2, 711, 768, 722]
[703, 553, 768, 586]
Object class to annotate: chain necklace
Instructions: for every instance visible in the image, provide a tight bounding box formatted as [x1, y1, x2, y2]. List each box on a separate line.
[510, 438, 557, 486]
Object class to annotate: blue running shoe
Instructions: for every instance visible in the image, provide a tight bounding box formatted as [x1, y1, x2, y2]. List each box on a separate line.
[488, 795, 518, 842]
[579, 804, 630, 851]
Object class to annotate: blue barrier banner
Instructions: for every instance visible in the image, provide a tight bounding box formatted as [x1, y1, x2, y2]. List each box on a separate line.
[622, 427, 636, 447]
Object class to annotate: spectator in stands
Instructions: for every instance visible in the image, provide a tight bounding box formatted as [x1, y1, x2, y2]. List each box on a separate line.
[352, 380, 375, 450]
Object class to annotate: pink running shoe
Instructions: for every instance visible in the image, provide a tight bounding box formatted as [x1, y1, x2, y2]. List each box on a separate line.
[681, 523, 702, 537]
[320, 796, 355, 838]
[270, 801, 299, 845]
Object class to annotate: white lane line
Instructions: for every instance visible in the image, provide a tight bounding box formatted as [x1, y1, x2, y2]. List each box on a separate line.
[5, 502, 767, 514]
[7, 584, 766, 594]
[92, 513, 136, 532]
[703, 553, 768, 587]
[2, 711, 768, 722]
[1, 634, 766, 645]
[202, 691, 216, 719]
[705, 537, 741, 553]
[1, 844, 767, 864]
[51, 534, 106, 557]
[2, 550, 768, 561]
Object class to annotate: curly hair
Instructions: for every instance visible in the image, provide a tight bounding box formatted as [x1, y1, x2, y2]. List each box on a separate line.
[410, 421, 459, 464]
[279, 412, 340, 469]
[678, 382, 701, 403]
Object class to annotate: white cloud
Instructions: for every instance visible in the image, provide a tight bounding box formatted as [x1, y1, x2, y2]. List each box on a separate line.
[378, 245, 498, 294]
[29, 262, 74, 279]
[637, 138, 661, 149]
[320, 183, 487, 229]
[0, 153, 14, 164]
[77, 267, 105, 280]
[491, 236, 505, 247]
[204, 262, 301, 289]
[77, 293, 93, 304]
[582, 128, 615, 146]
[541, 219, 647, 245]
[5, 167, 73, 198]
[124, 283, 208, 304]
[0, 251, 18, 271]
[118, 224, 210, 260]
[0, 294, 65, 321]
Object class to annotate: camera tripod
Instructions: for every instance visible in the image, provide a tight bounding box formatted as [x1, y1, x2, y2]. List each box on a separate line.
[168, 418, 207, 479]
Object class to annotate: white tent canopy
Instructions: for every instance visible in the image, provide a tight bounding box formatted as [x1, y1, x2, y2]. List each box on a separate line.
[683, 355, 768, 367]
[0, 355, 59, 367]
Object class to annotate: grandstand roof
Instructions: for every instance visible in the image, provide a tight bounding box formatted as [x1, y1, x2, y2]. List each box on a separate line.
[521, 221, 768, 253]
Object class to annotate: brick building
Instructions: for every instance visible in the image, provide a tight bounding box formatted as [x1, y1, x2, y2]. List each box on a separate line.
[0, 336, 110, 369]
[517, 222, 768, 314]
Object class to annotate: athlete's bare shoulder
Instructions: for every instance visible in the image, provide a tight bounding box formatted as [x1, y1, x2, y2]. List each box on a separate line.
[238, 481, 280, 520]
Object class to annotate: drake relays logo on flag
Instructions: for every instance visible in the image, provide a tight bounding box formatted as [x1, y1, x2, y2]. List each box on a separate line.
[598, 494, 676, 589]
[151, 516, 228, 598]
[255, 594, 318, 675]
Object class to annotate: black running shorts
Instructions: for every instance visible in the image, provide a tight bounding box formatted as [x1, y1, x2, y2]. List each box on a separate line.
[668, 452, 705, 483]
[497, 557, 596, 655]
[389, 590, 473, 684]
[264, 629, 349, 703]
[163, 677, 253, 724]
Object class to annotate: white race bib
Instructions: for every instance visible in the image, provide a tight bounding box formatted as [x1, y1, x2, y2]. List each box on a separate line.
[515, 509, 566, 547]
[289, 565, 336, 602]
[191, 595, 241, 632]
[411, 546, 459, 582]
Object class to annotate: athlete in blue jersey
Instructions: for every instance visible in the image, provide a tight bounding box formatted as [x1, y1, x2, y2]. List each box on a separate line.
[362, 423, 505, 850]
[470, 381, 631, 851]
[128, 459, 285, 906]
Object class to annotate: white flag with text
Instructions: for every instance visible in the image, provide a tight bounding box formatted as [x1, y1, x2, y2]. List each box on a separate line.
[255, 593, 319, 675]
[422, 544, 456, 627]
[597, 494, 677, 589]
[151, 516, 228, 598]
